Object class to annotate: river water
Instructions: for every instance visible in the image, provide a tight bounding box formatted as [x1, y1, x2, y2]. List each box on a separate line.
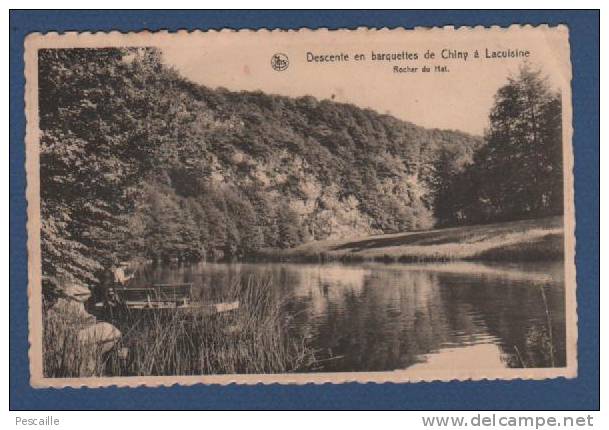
[133, 261, 566, 372]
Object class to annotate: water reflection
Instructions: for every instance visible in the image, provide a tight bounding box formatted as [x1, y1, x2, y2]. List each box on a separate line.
[135, 261, 566, 372]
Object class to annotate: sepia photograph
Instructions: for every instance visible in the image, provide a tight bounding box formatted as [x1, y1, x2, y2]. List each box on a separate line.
[24, 26, 577, 387]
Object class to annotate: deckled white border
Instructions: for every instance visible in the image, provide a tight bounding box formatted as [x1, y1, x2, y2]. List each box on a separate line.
[24, 25, 577, 388]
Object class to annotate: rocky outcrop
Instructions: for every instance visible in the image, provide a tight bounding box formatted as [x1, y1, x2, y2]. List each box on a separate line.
[47, 297, 96, 326]
[47, 280, 122, 377]
[77, 322, 121, 354]
[61, 282, 92, 303]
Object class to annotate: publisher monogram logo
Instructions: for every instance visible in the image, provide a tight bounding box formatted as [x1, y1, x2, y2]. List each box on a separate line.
[271, 53, 289, 71]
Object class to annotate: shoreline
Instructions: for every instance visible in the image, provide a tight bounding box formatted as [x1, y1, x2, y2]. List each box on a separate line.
[250, 216, 564, 265]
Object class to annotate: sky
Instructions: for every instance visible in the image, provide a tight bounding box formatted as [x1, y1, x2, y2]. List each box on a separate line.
[156, 27, 570, 136]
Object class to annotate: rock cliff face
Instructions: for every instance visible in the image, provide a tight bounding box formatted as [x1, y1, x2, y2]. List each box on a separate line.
[125, 85, 484, 261]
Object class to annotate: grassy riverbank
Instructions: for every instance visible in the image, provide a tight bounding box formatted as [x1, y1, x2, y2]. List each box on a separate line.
[255, 216, 564, 263]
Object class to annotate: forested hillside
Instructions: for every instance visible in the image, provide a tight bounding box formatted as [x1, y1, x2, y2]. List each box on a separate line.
[39, 47, 485, 284]
[40, 47, 564, 290]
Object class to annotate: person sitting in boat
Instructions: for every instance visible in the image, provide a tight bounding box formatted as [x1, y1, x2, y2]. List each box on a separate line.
[113, 262, 134, 286]
[97, 262, 135, 315]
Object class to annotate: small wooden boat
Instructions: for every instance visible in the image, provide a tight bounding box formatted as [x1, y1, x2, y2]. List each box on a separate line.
[94, 283, 239, 315]
[115, 283, 194, 309]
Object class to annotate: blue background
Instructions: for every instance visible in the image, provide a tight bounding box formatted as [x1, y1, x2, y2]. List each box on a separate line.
[9, 10, 599, 410]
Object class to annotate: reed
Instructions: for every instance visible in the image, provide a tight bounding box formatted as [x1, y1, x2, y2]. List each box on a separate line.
[105, 274, 315, 376]
[43, 274, 314, 378]
[509, 285, 558, 368]
[42, 301, 107, 377]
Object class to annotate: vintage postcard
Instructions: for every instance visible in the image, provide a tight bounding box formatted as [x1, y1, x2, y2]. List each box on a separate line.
[25, 25, 576, 388]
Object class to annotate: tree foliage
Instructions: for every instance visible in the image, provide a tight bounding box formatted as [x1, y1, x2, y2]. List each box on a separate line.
[39, 48, 161, 284]
[435, 65, 563, 226]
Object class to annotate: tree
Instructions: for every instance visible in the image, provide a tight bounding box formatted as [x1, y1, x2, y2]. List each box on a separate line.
[276, 203, 303, 249]
[39, 48, 162, 285]
[443, 64, 563, 224]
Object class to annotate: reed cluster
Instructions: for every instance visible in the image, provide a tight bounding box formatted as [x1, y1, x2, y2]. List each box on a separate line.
[42, 302, 106, 377]
[43, 274, 314, 377]
[108, 275, 314, 376]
